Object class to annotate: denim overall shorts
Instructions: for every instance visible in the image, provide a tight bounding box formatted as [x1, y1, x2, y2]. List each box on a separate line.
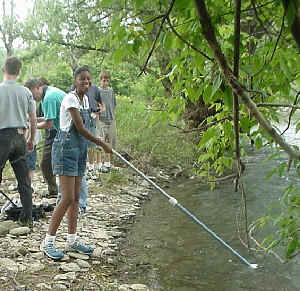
[86, 112, 97, 148]
[52, 101, 93, 177]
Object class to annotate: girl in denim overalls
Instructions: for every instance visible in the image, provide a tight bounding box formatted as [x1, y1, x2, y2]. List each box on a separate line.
[40, 66, 112, 260]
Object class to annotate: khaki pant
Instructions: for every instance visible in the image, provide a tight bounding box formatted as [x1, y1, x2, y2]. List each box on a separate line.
[96, 120, 117, 149]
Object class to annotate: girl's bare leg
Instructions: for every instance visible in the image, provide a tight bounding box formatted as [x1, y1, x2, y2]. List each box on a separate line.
[47, 175, 76, 235]
[67, 176, 82, 234]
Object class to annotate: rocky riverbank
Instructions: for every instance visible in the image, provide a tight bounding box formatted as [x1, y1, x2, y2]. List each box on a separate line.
[0, 163, 174, 291]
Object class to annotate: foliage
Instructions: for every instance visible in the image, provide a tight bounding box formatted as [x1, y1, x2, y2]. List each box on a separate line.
[81, 0, 300, 259]
[116, 95, 196, 169]
[2, 0, 300, 259]
[257, 183, 300, 259]
[131, 74, 165, 102]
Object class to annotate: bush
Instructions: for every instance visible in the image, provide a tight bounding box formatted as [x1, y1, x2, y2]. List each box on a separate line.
[116, 95, 196, 169]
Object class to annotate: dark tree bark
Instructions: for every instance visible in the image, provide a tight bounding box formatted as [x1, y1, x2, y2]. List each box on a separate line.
[282, 0, 300, 50]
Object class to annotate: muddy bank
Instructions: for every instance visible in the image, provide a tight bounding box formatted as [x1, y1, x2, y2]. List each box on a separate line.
[0, 164, 178, 291]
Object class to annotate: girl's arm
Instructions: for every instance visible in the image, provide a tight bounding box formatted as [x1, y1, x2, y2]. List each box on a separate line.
[69, 108, 112, 153]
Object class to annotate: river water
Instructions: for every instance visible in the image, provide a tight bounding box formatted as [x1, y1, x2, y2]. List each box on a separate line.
[118, 124, 300, 291]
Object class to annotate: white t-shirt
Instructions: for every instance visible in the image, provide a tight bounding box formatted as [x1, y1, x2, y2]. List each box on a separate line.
[59, 91, 89, 132]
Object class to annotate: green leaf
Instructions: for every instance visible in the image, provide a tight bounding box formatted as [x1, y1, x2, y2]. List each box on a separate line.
[278, 162, 287, 177]
[223, 86, 233, 109]
[240, 116, 250, 133]
[113, 48, 125, 63]
[254, 135, 263, 149]
[296, 122, 300, 133]
[286, 237, 297, 258]
[198, 128, 219, 150]
[280, 57, 292, 79]
[211, 74, 222, 98]
[136, 0, 146, 9]
[112, 18, 121, 32]
[99, 0, 113, 8]
[203, 85, 212, 104]
[265, 168, 277, 181]
[263, 152, 280, 163]
[198, 153, 212, 162]
[163, 33, 173, 51]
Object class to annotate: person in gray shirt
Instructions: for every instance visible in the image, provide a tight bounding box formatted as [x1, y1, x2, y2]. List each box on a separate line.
[0, 56, 37, 225]
[97, 70, 117, 172]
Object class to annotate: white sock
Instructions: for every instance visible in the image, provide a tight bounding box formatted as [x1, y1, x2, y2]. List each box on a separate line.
[45, 234, 56, 245]
[67, 233, 77, 245]
[104, 162, 111, 168]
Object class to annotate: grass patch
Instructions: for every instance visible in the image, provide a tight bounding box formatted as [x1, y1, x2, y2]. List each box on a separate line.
[116, 95, 197, 171]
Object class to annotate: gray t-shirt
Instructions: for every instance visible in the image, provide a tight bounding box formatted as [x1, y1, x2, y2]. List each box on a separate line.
[87, 84, 102, 113]
[99, 87, 117, 125]
[0, 80, 35, 130]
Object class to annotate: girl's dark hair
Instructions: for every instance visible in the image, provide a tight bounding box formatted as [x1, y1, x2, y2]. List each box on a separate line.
[74, 65, 91, 78]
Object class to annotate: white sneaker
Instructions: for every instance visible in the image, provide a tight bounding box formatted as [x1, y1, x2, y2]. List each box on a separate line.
[40, 239, 64, 260]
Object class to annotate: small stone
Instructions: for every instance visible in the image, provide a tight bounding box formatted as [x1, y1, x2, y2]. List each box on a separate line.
[36, 283, 52, 290]
[119, 284, 131, 291]
[13, 246, 28, 257]
[93, 229, 109, 240]
[8, 185, 16, 191]
[59, 262, 81, 272]
[0, 225, 9, 236]
[9, 227, 31, 236]
[16, 285, 27, 291]
[53, 283, 67, 290]
[130, 284, 149, 291]
[67, 252, 90, 260]
[28, 247, 40, 253]
[75, 259, 91, 268]
[91, 247, 103, 258]
[54, 272, 76, 281]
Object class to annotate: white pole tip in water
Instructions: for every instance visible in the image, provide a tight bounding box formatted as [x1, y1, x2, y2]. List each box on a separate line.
[250, 264, 258, 269]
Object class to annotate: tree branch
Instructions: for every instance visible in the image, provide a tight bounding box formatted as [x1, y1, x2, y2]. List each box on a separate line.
[257, 103, 300, 109]
[252, 13, 285, 77]
[168, 117, 231, 133]
[193, 0, 300, 160]
[143, 14, 165, 25]
[22, 36, 109, 53]
[139, 0, 176, 76]
[166, 16, 214, 62]
[250, 0, 271, 37]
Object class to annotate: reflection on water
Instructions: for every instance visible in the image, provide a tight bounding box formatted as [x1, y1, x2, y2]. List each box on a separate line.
[118, 124, 300, 291]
